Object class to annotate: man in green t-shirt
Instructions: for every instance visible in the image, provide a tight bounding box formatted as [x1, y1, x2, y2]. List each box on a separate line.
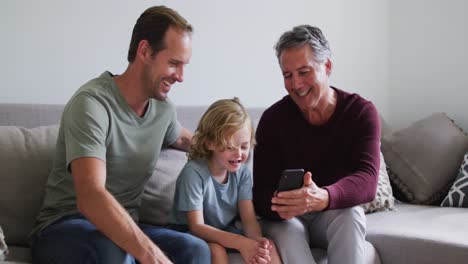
[31, 6, 210, 264]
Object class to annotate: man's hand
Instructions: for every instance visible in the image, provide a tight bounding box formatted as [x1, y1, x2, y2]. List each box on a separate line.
[139, 242, 173, 264]
[271, 172, 329, 219]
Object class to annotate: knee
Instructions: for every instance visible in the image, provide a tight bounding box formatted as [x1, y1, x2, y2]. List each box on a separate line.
[92, 236, 134, 264]
[262, 217, 307, 238]
[343, 207, 365, 223]
[31, 231, 133, 264]
[179, 235, 211, 262]
[209, 243, 227, 262]
[333, 207, 366, 232]
[268, 241, 282, 264]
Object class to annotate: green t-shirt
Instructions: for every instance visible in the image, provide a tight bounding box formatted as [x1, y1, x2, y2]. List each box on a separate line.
[32, 72, 181, 236]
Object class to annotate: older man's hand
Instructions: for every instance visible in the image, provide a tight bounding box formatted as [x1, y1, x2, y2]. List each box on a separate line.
[271, 172, 329, 220]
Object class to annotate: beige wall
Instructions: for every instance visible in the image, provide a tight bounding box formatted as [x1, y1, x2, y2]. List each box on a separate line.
[388, 0, 468, 131]
[0, 0, 389, 118]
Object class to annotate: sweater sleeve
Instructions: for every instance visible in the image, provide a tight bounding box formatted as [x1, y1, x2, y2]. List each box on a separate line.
[323, 102, 381, 209]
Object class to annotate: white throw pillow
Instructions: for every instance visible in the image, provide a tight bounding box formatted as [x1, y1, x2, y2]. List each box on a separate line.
[441, 152, 468, 208]
[0, 226, 8, 260]
[362, 152, 395, 213]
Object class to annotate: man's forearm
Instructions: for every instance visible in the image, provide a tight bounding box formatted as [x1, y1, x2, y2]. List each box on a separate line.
[77, 189, 156, 262]
[171, 127, 192, 152]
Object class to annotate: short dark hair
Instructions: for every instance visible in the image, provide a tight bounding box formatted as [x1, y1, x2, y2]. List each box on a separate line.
[127, 6, 193, 63]
[275, 25, 331, 63]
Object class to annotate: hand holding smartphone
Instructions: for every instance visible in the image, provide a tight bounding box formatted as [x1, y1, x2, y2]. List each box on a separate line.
[277, 169, 304, 192]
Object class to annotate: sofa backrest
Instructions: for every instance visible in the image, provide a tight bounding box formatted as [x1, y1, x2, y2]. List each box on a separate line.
[0, 103, 265, 246]
[0, 103, 64, 128]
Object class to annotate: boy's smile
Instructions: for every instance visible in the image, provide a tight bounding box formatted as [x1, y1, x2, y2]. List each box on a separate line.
[208, 125, 251, 181]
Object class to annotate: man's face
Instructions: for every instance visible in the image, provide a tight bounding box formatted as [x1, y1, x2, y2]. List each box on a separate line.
[144, 26, 192, 101]
[279, 45, 331, 112]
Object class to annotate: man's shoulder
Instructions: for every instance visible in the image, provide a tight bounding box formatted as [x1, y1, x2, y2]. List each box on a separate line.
[335, 87, 376, 114]
[65, 72, 115, 108]
[334, 87, 378, 126]
[79, 72, 114, 94]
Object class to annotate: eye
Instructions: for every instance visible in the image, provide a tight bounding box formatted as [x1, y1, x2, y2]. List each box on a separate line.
[299, 70, 309, 76]
[169, 60, 180, 67]
[283, 73, 292, 79]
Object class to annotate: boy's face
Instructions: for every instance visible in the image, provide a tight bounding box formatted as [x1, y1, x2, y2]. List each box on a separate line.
[209, 125, 251, 173]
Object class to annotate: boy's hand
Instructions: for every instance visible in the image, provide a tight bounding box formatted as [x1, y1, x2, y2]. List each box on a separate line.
[256, 237, 273, 250]
[239, 238, 270, 264]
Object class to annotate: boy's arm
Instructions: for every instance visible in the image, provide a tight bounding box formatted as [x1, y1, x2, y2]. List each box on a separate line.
[186, 210, 271, 263]
[238, 200, 263, 239]
[186, 210, 250, 250]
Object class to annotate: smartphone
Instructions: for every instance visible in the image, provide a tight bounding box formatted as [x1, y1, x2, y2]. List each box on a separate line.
[277, 169, 304, 192]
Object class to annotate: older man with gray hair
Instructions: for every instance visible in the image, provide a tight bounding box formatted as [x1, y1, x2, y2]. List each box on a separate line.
[253, 25, 381, 263]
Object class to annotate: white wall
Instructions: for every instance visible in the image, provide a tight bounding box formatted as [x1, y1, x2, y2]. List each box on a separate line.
[388, 0, 468, 131]
[1, 0, 389, 116]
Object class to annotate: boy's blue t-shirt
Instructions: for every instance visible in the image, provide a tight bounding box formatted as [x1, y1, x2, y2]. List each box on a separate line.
[170, 159, 253, 230]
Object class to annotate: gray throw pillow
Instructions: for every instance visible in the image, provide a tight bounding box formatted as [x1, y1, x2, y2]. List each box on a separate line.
[441, 152, 468, 208]
[139, 148, 188, 226]
[382, 113, 468, 204]
[0, 226, 8, 260]
[0, 125, 59, 246]
[362, 152, 395, 213]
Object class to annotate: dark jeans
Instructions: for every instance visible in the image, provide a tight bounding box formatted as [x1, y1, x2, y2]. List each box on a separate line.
[31, 215, 210, 264]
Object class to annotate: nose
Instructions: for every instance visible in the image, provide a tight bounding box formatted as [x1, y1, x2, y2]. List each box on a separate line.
[236, 148, 243, 158]
[291, 74, 302, 90]
[174, 66, 184, 83]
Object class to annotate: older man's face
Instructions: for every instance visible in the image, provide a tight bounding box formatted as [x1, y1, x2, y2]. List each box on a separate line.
[279, 45, 331, 112]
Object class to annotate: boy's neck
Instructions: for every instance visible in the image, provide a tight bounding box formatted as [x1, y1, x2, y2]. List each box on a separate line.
[207, 159, 228, 184]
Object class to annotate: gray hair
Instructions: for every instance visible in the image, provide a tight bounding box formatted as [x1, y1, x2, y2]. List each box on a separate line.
[274, 25, 331, 64]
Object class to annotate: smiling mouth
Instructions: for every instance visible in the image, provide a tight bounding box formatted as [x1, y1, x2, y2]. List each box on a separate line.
[295, 88, 312, 97]
[163, 80, 173, 87]
[229, 160, 241, 165]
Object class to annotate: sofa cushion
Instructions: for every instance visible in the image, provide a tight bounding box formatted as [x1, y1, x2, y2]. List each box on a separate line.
[0, 246, 31, 263]
[139, 148, 188, 226]
[0, 125, 58, 246]
[366, 203, 468, 264]
[362, 152, 395, 213]
[381, 113, 468, 204]
[441, 152, 468, 208]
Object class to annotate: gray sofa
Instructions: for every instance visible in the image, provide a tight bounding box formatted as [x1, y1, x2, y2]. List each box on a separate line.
[1, 103, 467, 264]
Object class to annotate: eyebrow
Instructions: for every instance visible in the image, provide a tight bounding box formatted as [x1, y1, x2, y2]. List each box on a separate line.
[169, 59, 183, 65]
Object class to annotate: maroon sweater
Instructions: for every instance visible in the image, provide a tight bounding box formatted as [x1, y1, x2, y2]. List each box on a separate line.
[253, 87, 381, 220]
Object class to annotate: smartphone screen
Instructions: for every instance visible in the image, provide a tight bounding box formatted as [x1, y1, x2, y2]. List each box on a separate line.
[277, 169, 304, 192]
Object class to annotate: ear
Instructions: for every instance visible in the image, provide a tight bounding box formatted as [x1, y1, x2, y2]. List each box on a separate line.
[136, 39, 152, 63]
[325, 58, 332, 76]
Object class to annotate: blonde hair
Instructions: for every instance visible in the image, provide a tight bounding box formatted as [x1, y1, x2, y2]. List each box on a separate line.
[189, 98, 256, 160]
